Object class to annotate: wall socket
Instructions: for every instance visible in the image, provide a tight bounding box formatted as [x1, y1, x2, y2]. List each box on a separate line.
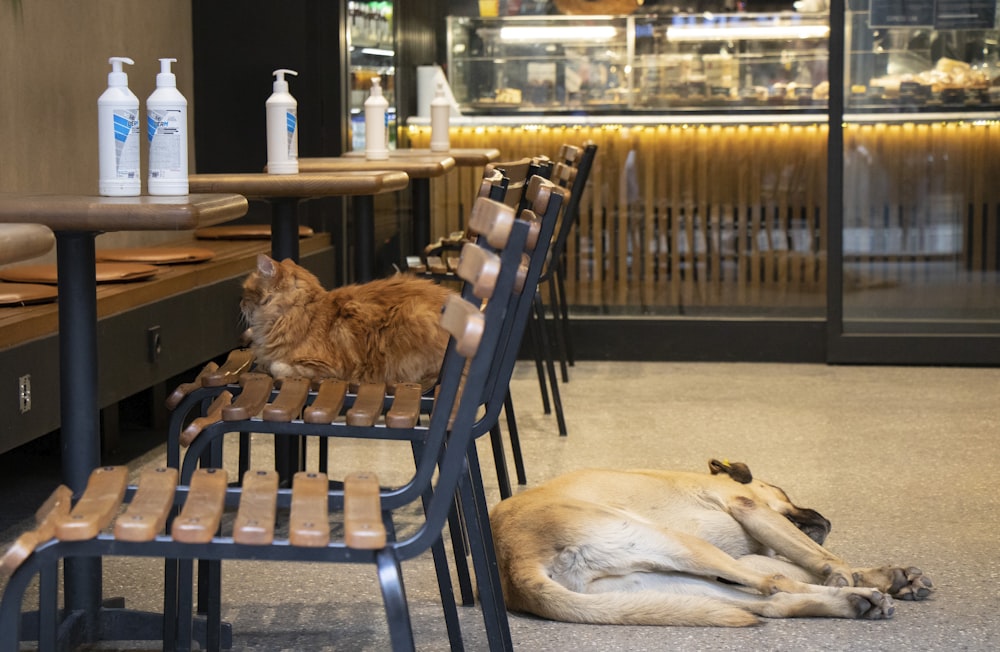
[18, 374, 31, 413]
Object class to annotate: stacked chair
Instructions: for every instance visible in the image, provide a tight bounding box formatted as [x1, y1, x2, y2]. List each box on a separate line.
[0, 178, 563, 651]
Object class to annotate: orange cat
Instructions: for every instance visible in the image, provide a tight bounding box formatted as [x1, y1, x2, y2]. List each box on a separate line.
[241, 254, 455, 389]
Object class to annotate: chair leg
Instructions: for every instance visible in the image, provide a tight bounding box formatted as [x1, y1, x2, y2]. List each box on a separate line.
[448, 497, 475, 606]
[430, 535, 466, 651]
[527, 299, 552, 415]
[459, 446, 514, 652]
[533, 293, 568, 436]
[555, 260, 574, 368]
[376, 550, 416, 652]
[489, 423, 512, 500]
[503, 392, 527, 486]
[546, 275, 570, 384]
[237, 431, 251, 479]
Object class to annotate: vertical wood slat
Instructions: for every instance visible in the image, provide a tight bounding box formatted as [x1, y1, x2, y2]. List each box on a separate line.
[411, 119, 996, 312]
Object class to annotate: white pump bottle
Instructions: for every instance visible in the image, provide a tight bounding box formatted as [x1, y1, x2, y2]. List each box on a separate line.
[364, 76, 389, 160]
[430, 82, 451, 152]
[147, 58, 189, 195]
[266, 69, 299, 174]
[98, 57, 141, 196]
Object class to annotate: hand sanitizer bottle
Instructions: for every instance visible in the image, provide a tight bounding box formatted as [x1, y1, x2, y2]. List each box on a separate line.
[266, 69, 299, 174]
[98, 57, 141, 196]
[147, 58, 189, 195]
[364, 76, 389, 160]
[430, 82, 451, 152]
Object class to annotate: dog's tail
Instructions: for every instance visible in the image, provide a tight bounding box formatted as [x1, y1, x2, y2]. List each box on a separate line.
[509, 570, 760, 627]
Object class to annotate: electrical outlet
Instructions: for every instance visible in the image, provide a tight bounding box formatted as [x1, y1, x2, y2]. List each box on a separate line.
[18, 375, 31, 413]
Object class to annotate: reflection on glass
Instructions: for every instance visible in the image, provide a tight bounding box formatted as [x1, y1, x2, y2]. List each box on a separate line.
[842, 120, 1000, 333]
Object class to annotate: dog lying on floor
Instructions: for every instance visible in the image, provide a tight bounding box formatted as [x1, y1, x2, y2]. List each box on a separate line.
[490, 459, 932, 626]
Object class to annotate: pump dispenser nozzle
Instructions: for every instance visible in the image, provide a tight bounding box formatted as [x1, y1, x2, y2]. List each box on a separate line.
[156, 58, 178, 86]
[272, 68, 298, 93]
[107, 56, 134, 87]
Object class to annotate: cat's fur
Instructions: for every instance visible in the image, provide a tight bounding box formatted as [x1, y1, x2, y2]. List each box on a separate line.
[241, 254, 454, 389]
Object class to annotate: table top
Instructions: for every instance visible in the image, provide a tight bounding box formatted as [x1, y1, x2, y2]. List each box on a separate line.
[296, 154, 456, 179]
[0, 223, 56, 265]
[190, 170, 410, 199]
[340, 147, 500, 167]
[0, 194, 249, 233]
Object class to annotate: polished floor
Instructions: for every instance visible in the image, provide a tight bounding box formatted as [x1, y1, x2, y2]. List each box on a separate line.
[1, 360, 999, 650]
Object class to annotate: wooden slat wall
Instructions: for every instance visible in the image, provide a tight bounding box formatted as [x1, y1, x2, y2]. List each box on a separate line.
[405, 120, 999, 313]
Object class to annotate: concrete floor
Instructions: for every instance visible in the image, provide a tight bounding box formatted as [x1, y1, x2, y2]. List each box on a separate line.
[1, 360, 999, 650]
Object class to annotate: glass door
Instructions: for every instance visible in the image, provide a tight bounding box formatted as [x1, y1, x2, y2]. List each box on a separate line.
[828, 0, 1000, 363]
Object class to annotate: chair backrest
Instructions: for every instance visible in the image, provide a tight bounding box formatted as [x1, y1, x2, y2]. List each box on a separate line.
[468, 176, 564, 427]
[541, 142, 597, 282]
[399, 218, 536, 556]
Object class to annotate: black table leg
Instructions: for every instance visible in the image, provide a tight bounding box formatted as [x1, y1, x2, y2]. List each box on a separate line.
[354, 194, 375, 282]
[55, 231, 103, 639]
[269, 198, 305, 484]
[270, 198, 301, 262]
[411, 178, 430, 257]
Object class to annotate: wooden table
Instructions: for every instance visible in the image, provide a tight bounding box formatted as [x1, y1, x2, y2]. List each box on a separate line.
[297, 154, 456, 265]
[190, 170, 409, 283]
[0, 193, 248, 649]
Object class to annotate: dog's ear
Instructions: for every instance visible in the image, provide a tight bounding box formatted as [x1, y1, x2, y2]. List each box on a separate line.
[709, 459, 753, 484]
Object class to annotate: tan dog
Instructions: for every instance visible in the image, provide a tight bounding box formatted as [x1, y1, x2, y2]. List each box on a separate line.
[490, 460, 932, 626]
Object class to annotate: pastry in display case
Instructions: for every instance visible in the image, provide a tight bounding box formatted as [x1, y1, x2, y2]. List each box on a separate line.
[446, 12, 832, 113]
[846, 1, 1000, 110]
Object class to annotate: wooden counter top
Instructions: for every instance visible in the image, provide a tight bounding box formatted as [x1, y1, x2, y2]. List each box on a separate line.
[190, 170, 410, 198]
[0, 194, 248, 233]
[295, 154, 456, 179]
[340, 147, 500, 167]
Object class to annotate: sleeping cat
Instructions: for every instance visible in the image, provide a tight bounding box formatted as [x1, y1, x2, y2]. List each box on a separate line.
[241, 254, 455, 389]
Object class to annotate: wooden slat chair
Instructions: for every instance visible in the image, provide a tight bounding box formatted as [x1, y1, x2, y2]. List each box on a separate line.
[0, 225, 533, 652]
[524, 142, 598, 438]
[170, 180, 563, 630]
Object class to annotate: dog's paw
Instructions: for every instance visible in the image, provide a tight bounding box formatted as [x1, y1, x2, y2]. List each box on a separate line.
[853, 566, 933, 601]
[888, 567, 933, 601]
[847, 589, 895, 620]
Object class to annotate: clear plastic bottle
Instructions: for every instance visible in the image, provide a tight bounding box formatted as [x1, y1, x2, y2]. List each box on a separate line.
[146, 58, 189, 195]
[364, 76, 389, 160]
[98, 57, 141, 196]
[266, 69, 299, 174]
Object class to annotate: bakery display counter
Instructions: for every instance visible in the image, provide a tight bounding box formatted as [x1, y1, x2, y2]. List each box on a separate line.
[405, 112, 999, 315]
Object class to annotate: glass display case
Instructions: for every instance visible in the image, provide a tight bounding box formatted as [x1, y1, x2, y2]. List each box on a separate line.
[348, 0, 397, 149]
[446, 12, 832, 113]
[845, 1, 1000, 111]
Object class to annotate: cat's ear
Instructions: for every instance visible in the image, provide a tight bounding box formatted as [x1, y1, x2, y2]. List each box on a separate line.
[256, 254, 277, 278]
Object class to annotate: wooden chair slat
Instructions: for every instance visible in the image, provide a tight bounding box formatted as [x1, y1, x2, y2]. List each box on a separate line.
[385, 383, 422, 429]
[0, 485, 72, 577]
[165, 361, 219, 410]
[344, 472, 386, 550]
[201, 349, 254, 387]
[457, 242, 501, 299]
[55, 466, 128, 541]
[113, 467, 178, 542]
[179, 390, 233, 447]
[262, 377, 310, 422]
[222, 372, 274, 421]
[468, 197, 516, 249]
[289, 472, 330, 547]
[346, 383, 387, 426]
[440, 294, 484, 358]
[171, 468, 228, 544]
[303, 378, 349, 424]
[233, 469, 279, 545]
